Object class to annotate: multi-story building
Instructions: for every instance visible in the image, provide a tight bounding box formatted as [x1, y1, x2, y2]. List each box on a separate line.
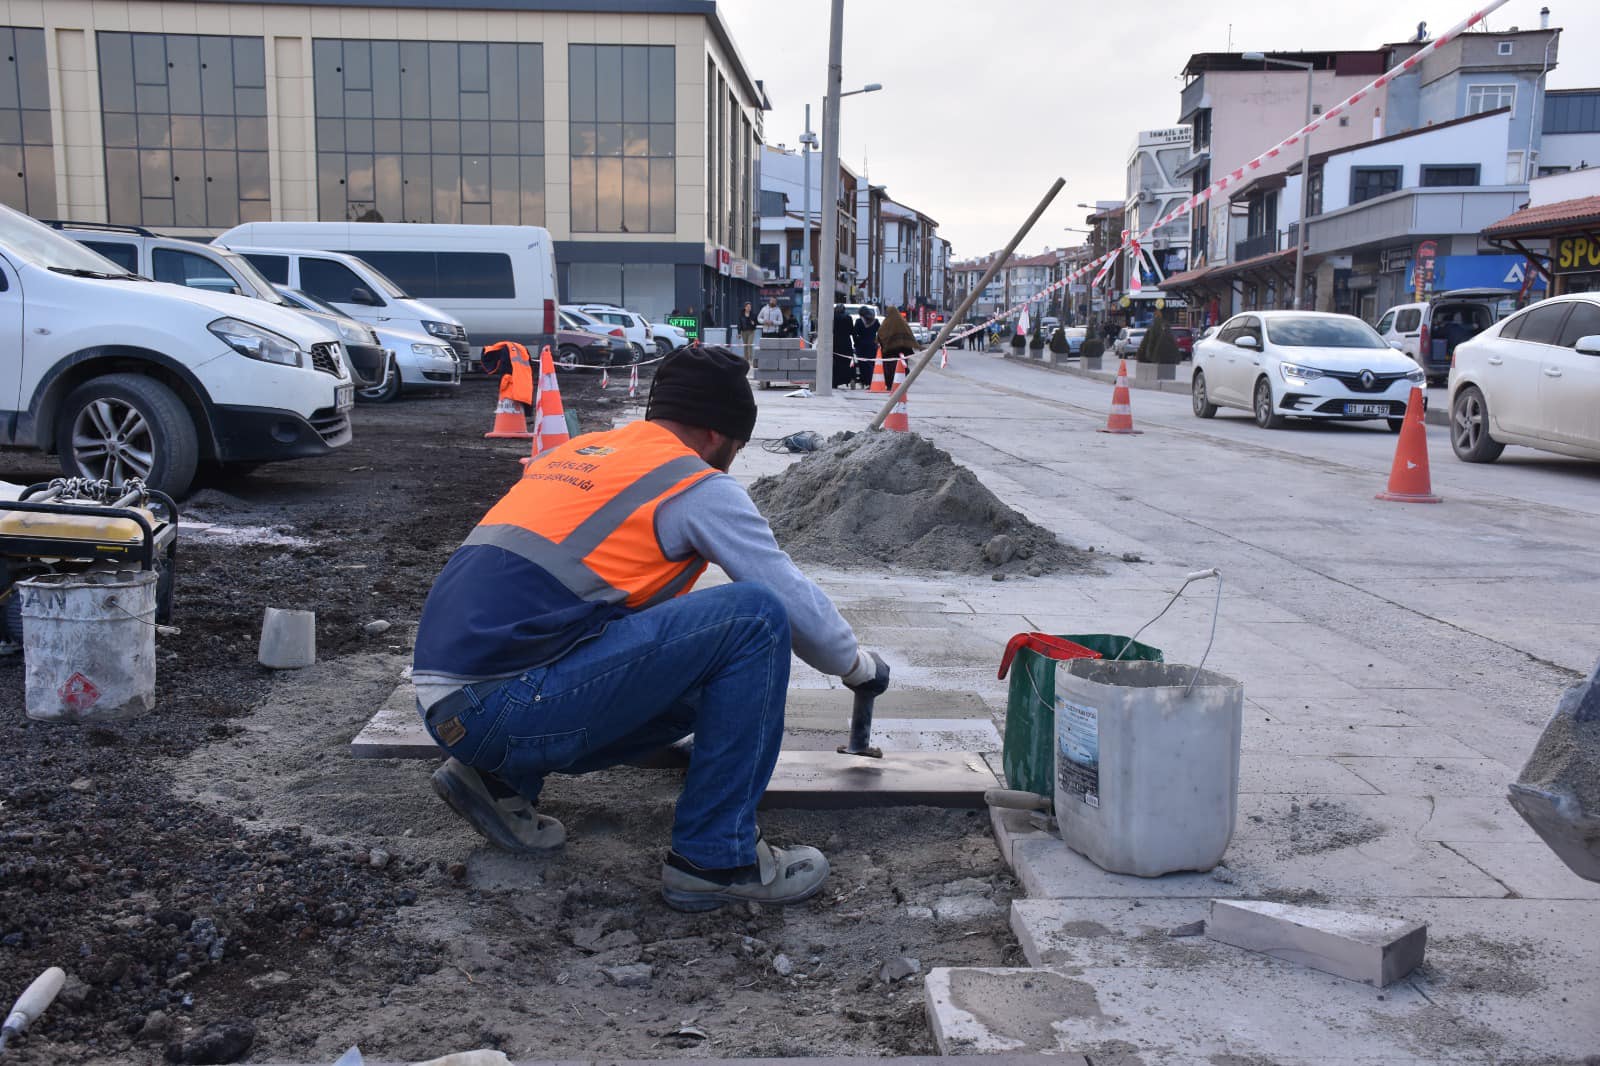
[0, 0, 767, 322]
[1124, 126, 1192, 285]
[930, 236, 951, 312]
[1539, 89, 1600, 175]
[878, 196, 940, 313]
[758, 142, 859, 313]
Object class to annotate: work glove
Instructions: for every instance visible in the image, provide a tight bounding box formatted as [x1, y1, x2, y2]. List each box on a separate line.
[843, 649, 890, 697]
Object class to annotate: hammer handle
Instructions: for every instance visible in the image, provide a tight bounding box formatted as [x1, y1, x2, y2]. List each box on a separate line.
[3, 967, 64, 1035]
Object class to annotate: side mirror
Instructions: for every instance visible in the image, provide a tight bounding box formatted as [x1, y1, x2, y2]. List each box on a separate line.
[1235, 334, 1259, 350]
[1577, 334, 1600, 356]
[349, 286, 381, 306]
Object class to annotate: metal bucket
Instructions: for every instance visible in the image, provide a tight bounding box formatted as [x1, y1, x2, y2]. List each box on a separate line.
[19, 570, 157, 722]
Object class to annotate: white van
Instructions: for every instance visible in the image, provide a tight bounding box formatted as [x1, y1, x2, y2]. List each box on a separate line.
[1375, 289, 1503, 385]
[219, 246, 467, 385]
[214, 222, 558, 355]
[0, 205, 352, 497]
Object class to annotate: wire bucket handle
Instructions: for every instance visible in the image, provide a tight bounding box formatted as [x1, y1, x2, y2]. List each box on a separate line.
[1112, 568, 1222, 697]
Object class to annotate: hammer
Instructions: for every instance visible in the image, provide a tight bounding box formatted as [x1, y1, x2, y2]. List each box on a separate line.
[838, 652, 890, 759]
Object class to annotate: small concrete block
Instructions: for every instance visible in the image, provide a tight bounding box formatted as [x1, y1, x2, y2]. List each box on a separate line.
[760, 750, 997, 809]
[923, 967, 1093, 1058]
[989, 805, 1051, 868]
[1207, 898, 1426, 987]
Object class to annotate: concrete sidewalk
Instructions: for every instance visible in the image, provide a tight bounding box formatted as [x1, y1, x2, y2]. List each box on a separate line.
[1000, 349, 1452, 426]
[742, 361, 1599, 1064]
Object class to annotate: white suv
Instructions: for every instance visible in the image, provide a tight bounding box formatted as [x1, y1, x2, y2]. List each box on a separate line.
[0, 205, 353, 497]
[566, 304, 653, 360]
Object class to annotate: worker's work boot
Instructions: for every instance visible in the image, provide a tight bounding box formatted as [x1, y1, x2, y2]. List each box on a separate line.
[660, 836, 829, 912]
[431, 757, 565, 854]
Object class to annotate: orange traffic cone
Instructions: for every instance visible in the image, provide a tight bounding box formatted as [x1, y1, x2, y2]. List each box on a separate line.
[1376, 387, 1441, 503]
[1098, 359, 1143, 435]
[885, 358, 911, 432]
[482, 340, 535, 439]
[523, 346, 571, 464]
[868, 346, 888, 393]
[484, 397, 533, 439]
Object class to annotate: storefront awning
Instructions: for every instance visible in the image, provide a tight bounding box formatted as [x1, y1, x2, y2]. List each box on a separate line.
[1482, 195, 1600, 240]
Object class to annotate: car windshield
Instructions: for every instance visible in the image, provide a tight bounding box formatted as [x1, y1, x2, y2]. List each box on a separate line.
[345, 255, 410, 299]
[217, 249, 291, 304]
[0, 206, 137, 274]
[278, 285, 348, 319]
[1266, 316, 1386, 349]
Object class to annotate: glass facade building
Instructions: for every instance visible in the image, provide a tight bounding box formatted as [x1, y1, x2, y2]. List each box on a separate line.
[0, 26, 53, 218]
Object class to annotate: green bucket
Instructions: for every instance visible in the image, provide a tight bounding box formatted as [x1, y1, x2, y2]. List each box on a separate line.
[1000, 633, 1163, 800]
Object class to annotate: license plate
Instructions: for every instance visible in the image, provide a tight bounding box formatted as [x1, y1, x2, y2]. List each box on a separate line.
[1345, 402, 1388, 416]
[335, 384, 355, 411]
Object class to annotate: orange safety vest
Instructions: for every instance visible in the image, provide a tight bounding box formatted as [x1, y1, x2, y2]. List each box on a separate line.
[469, 421, 719, 609]
[484, 340, 535, 407]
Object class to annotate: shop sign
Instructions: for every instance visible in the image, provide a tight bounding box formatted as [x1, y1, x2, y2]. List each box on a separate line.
[667, 314, 701, 341]
[1555, 236, 1600, 275]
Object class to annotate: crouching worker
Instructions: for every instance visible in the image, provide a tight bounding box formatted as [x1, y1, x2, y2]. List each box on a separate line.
[412, 347, 889, 911]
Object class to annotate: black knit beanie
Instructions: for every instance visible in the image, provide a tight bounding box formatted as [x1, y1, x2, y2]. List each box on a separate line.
[645, 345, 758, 442]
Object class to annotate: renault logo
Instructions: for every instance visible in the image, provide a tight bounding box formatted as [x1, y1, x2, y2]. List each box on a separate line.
[1360, 370, 1376, 389]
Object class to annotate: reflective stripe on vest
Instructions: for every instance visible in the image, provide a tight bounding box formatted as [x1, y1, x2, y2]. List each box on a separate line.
[471, 421, 717, 609]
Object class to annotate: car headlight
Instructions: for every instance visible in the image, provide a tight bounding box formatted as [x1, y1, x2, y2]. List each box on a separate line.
[422, 320, 460, 340]
[209, 317, 302, 367]
[410, 342, 451, 359]
[1279, 361, 1324, 384]
[334, 319, 379, 347]
[1405, 367, 1426, 384]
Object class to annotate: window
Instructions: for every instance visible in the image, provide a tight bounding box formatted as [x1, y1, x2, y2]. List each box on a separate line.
[1556, 303, 1600, 349]
[1467, 84, 1516, 115]
[1514, 303, 1572, 346]
[0, 27, 55, 216]
[313, 39, 544, 224]
[82, 240, 139, 273]
[152, 249, 238, 294]
[1544, 92, 1600, 135]
[1420, 165, 1480, 187]
[98, 32, 269, 227]
[1376, 310, 1395, 334]
[1499, 310, 1527, 340]
[347, 250, 513, 299]
[1497, 41, 1514, 56]
[301, 256, 379, 305]
[1350, 167, 1402, 204]
[1395, 308, 1422, 333]
[569, 44, 675, 234]
[243, 253, 289, 284]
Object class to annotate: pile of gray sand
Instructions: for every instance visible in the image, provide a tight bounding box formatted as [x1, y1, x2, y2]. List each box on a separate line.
[1518, 665, 1600, 813]
[749, 432, 1092, 575]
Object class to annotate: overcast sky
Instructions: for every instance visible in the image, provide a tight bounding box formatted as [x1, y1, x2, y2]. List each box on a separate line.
[718, 0, 1599, 261]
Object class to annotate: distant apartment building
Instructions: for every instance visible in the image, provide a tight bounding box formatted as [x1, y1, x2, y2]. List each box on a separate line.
[0, 0, 768, 322]
[1539, 88, 1600, 174]
[758, 143, 859, 309]
[878, 197, 940, 312]
[1124, 127, 1192, 280]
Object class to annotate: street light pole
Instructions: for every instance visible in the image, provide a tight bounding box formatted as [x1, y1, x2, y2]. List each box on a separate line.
[814, 0, 845, 396]
[800, 105, 816, 341]
[1244, 53, 1314, 310]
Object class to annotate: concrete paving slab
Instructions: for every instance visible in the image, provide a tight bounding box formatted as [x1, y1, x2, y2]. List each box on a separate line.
[1009, 898, 1208, 968]
[1412, 796, 1542, 844]
[990, 804, 1052, 867]
[759, 750, 997, 809]
[1207, 898, 1427, 987]
[1012, 835, 1243, 900]
[1250, 695, 1425, 728]
[1240, 719, 1487, 759]
[781, 688, 996, 726]
[1333, 756, 1519, 796]
[1238, 752, 1382, 795]
[783, 719, 1000, 754]
[1442, 841, 1600, 901]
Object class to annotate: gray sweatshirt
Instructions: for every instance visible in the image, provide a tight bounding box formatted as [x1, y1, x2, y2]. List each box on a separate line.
[413, 472, 867, 709]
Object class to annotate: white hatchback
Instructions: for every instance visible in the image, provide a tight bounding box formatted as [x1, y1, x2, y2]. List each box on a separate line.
[1448, 294, 1600, 463]
[1191, 311, 1425, 431]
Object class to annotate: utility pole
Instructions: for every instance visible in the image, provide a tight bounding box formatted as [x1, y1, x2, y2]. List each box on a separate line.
[814, 0, 844, 396]
[800, 104, 816, 340]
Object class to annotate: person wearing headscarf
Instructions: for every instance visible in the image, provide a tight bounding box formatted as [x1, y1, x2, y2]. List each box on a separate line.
[851, 306, 880, 388]
[875, 306, 917, 390]
[831, 305, 856, 388]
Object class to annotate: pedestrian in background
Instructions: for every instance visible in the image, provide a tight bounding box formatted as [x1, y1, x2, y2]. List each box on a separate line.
[851, 306, 880, 388]
[757, 296, 784, 339]
[875, 306, 916, 390]
[831, 305, 856, 389]
[738, 301, 758, 356]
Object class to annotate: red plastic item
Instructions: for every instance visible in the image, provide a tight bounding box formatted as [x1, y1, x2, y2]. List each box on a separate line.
[997, 632, 1101, 680]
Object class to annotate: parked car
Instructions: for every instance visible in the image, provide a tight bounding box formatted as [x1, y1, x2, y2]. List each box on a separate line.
[1375, 289, 1502, 385]
[649, 320, 690, 354]
[272, 286, 460, 404]
[1448, 293, 1600, 463]
[218, 244, 471, 360]
[1114, 327, 1147, 357]
[1171, 326, 1196, 358]
[216, 222, 557, 357]
[1191, 311, 1424, 431]
[0, 204, 352, 497]
[911, 323, 933, 345]
[567, 304, 653, 360]
[1061, 326, 1087, 355]
[557, 310, 628, 368]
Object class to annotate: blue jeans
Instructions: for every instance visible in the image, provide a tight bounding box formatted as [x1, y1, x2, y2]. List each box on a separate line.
[427, 582, 791, 869]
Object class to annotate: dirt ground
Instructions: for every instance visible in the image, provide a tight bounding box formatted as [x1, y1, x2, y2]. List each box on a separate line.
[0, 377, 1019, 1065]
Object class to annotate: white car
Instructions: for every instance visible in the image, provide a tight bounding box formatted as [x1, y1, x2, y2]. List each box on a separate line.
[275, 286, 457, 402]
[0, 205, 352, 497]
[566, 304, 653, 360]
[1115, 327, 1147, 356]
[649, 320, 689, 354]
[1448, 293, 1600, 463]
[910, 323, 933, 345]
[1191, 311, 1425, 431]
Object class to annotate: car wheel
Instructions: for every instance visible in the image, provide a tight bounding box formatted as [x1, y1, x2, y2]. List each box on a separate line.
[357, 355, 402, 403]
[1192, 370, 1218, 418]
[1252, 377, 1283, 429]
[1387, 416, 1405, 433]
[56, 373, 199, 498]
[629, 342, 646, 362]
[556, 345, 583, 371]
[655, 337, 673, 356]
[1451, 385, 1504, 463]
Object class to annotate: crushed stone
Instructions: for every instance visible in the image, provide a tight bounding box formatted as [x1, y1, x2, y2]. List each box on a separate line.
[748, 432, 1093, 575]
[1517, 668, 1600, 813]
[1277, 798, 1387, 858]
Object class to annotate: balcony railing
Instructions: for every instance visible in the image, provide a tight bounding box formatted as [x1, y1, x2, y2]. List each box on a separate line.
[1234, 231, 1282, 262]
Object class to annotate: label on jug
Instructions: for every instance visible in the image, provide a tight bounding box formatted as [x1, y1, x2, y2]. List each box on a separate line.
[1056, 696, 1100, 806]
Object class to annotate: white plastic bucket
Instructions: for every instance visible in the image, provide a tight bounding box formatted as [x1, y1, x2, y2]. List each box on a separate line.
[1054, 659, 1243, 877]
[19, 570, 158, 722]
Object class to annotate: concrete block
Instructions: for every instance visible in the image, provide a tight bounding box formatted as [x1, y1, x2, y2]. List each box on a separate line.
[258, 607, 315, 669]
[923, 967, 1092, 1058]
[990, 805, 1051, 868]
[1207, 898, 1427, 987]
[760, 750, 996, 809]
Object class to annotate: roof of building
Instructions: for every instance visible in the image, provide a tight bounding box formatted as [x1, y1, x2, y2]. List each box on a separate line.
[1228, 172, 1288, 203]
[1482, 194, 1600, 239]
[1289, 106, 1510, 173]
[1182, 50, 1385, 77]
